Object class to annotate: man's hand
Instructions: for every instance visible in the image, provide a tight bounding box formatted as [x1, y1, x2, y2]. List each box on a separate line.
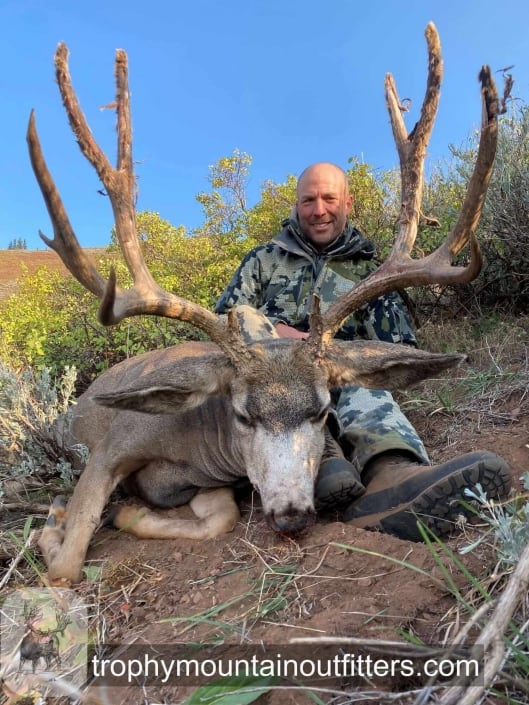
[275, 322, 309, 340]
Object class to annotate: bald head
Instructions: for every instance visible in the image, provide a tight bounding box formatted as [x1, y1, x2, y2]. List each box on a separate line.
[295, 163, 352, 250]
[297, 163, 349, 196]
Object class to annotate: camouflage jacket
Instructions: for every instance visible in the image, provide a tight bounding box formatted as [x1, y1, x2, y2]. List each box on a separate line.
[215, 218, 417, 345]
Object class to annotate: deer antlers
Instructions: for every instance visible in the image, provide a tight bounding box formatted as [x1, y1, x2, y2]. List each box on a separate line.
[28, 25, 509, 364]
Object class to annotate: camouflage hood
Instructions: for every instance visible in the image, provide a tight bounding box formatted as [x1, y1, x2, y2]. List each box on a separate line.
[273, 216, 376, 262]
[215, 215, 417, 347]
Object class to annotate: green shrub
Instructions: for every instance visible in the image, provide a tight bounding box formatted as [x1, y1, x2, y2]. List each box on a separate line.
[461, 473, 529, 568]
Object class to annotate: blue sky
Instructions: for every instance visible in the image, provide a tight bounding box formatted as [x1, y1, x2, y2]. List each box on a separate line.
[2, 0, 528, 249]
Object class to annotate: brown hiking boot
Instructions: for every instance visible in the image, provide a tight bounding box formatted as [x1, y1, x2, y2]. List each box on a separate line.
[343, 451, 511, 541]
[315, 429, 366, 511]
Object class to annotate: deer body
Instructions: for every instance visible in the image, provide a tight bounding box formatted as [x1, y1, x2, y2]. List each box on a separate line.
[43, 337, 331, 582]
[42, 333, 464, 583]
[18, 604, 70, 673]
[19, 633, 60, 673]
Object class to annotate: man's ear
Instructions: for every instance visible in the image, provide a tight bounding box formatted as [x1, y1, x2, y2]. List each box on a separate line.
[93, 355, 236, 414]
[323, 340, 465, 391]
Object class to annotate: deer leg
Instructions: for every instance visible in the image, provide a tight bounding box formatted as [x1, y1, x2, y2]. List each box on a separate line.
[39, 494, 68, 568]
[39, 453, 121, 584]
[111, 487, 240, 540]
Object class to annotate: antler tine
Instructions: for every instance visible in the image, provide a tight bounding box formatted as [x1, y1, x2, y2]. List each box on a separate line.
[307, 23, 500, 356]
[435, 65, 502, 260]
[52, 43, 155, 301]
[28, 43, 253, 368]
[387, 22, 442, 258]
[27, 110, 108, 299]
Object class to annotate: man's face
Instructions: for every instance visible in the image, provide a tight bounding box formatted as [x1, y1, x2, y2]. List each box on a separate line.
[296, 165, 353, 250]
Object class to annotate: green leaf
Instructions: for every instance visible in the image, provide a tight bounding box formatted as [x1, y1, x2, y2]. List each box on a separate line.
[182, 674, 278, 705]
[83, 565, 103, 583]
[23, 515, 34, 541]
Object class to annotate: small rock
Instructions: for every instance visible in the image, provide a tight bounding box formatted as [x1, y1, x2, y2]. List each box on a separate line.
[134, 607, 146, 620]
[357, 577, 374, 588]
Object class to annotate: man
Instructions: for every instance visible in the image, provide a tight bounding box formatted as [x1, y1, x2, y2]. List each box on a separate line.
[215, 162, 511, 541]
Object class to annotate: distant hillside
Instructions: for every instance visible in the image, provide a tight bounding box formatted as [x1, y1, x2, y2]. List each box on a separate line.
[0, 248, 105, 299]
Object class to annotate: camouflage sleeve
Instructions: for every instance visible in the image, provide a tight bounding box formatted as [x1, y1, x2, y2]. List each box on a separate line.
[214, 247, 268, 314]
[358, 291, 417, 346]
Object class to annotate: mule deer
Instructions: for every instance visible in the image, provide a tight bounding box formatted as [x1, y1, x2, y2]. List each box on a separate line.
[32, 24, 505, 584]
[19, 603, 71, 673]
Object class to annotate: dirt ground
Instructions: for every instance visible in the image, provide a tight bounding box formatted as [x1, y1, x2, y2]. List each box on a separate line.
[0, 249, 103, 299]
[40, 412, 527, 705]
[2, 318, 529, 704]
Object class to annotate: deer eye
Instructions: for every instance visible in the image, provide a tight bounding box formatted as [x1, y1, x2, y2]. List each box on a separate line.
[234, 412, 255, 428]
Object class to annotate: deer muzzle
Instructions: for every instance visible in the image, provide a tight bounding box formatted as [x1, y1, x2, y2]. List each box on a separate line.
[266, 504, 317, 536]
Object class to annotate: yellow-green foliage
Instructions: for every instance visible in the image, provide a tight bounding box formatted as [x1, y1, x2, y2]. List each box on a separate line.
[347, 157, 397, 247]
[194, 149, 253, 239]
[131, 211, 253, 307]
[246, 175, 297, 245]
[0, 266, 79, 364]
[0, 211, 253, 383]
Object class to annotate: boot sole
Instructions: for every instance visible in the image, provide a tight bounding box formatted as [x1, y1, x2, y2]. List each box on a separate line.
[315, 471, 366, 511]
[345, 455, 511, 541]
[315, 482, 366, 511]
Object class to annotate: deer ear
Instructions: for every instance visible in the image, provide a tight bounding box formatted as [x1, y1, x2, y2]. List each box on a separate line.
[324, 340, 465, 391]
[93, 356, 236, 413]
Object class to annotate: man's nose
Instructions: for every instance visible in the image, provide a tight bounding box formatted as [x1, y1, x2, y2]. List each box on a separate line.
[311, 198, 326, 216]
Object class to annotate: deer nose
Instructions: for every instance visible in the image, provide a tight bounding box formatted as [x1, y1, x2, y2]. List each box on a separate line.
[266, 505, 316, 536]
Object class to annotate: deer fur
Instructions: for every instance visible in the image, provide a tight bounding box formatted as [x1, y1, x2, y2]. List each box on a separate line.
[38, 337, 464, 583]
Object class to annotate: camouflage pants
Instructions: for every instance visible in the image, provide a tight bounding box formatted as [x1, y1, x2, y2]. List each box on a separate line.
[232, 305, 429, 471]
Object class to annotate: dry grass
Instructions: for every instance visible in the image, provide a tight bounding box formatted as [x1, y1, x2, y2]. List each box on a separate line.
[1, 314, 529, 704]
[395, 315, 529, 451]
